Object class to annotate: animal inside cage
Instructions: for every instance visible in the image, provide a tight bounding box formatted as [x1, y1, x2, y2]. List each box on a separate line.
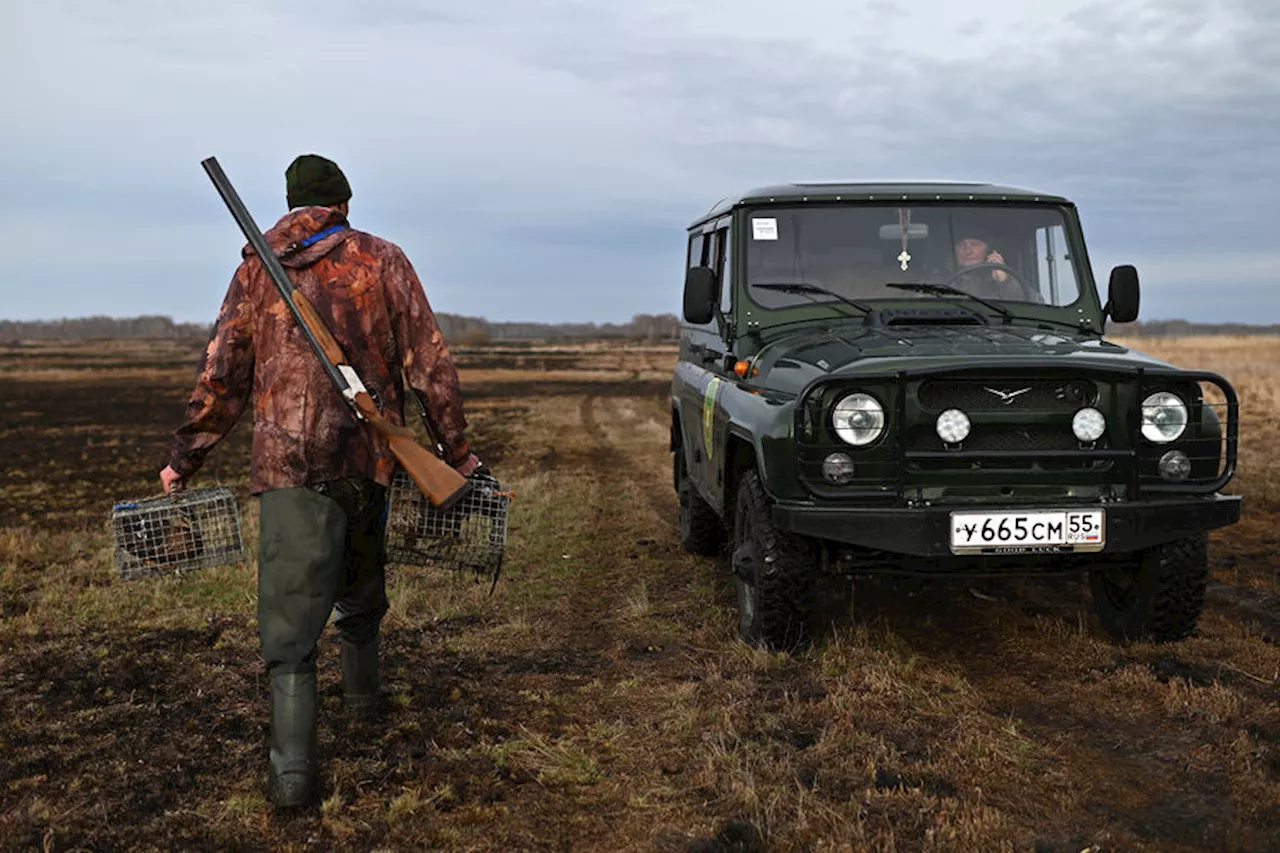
[110, 487, 246, 581]
[384, 469, 511, 585]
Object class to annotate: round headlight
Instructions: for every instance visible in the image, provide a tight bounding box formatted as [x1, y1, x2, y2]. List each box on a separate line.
[1141, 391, 1188, 443]
[1072, 407, 1107, 443]
[832, 393, 885, 446]
[936, 408, 970, 444]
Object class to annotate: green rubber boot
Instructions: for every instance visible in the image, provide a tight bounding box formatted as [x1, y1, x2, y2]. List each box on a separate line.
[267, 671, 318, 809]
[340, 637, 381, 719]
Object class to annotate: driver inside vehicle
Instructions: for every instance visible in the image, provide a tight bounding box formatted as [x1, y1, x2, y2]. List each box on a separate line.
[950, 233, 1022, 299]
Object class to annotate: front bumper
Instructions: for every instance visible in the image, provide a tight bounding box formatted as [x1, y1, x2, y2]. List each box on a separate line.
[772, 493, 1242, 557]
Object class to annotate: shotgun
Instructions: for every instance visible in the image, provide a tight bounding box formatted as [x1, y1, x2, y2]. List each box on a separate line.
[200, 156, 471, 511]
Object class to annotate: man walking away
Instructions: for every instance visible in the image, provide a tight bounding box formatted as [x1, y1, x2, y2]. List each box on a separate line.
[158, 153, 481, 809]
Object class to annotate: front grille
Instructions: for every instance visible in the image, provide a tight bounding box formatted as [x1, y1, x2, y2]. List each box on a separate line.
[918, 379, 1098, 413]
[907, 424, 1081, 452]
[906, 421, 1108, 472]
[796, 369, 1239, 500]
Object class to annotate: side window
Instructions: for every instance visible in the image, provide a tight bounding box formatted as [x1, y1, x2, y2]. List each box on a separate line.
[714, 226, 732, 314]
[704, 228, 720, 272]
[1035, 224, 1081, 306]
[687, 232, 705, 270]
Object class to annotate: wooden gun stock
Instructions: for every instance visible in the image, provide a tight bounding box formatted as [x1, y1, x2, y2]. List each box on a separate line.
[292, 291, 470, 509]
[201, 155, 470, 511]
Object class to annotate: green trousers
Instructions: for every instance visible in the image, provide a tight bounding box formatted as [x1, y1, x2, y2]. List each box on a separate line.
[257, 477, 390, 677]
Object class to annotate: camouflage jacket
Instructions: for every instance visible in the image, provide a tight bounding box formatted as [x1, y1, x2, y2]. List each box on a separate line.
[166, 206, 469, 494]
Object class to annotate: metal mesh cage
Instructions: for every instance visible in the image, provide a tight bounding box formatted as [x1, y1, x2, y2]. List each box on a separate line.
[109, 487, 246, 581]
[384, 469, 511, 585]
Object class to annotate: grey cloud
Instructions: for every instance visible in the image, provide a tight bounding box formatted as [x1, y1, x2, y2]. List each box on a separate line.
[2, 0, 1277, 325]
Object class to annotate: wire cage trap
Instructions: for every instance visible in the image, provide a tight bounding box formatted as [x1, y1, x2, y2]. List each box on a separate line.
[109, 486, 246, 581]
[384, 469, 512, 586]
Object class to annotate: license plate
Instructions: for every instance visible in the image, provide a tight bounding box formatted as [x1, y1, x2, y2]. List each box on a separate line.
[949, 508, 1105, 554]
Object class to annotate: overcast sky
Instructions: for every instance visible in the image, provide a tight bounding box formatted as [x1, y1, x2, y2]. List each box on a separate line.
[3, 0, 1278, 325]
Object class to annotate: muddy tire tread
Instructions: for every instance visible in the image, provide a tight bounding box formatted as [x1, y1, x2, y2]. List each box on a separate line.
[736, 469, 818, 652]
[1141, 534, 1210, 642]
[1091, 534, 1209, 643]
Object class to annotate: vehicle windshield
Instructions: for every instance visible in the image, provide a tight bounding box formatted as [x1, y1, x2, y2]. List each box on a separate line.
[744, 203, 1085, 312]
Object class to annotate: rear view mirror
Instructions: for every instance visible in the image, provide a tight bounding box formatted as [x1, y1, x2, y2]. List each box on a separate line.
[1106, 265, 1140, 323]
[879, 223, 929, 240]
[683, 266, 717, 324]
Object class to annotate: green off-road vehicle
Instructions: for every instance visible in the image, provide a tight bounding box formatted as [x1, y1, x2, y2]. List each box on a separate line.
[670, 181, 1241, 651]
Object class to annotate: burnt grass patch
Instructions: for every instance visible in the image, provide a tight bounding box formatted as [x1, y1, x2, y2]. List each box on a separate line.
[0, 613, 632, 852]
[0, 373, 253, 528]
[464, 377, 670, 403]
[0, 620, 264, 851]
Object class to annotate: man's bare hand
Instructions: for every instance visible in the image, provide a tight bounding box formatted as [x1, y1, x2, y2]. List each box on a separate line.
[453, 453, 482, 477]
[159, 465, 184, 495]
[987, 250, 1009, 282]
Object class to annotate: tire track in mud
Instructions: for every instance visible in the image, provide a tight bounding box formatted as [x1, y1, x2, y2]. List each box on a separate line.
[356, 392, 713, 852]
[543, 394, 835, 849]
[526, 391, 708, 662]
[528, 393, 657, 655]
[579, 393, 675, 525]
[443, 392, 745, 850]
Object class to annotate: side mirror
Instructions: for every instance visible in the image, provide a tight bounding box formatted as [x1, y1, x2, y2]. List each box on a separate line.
[1105, 265, 1140, 323]
[683, 266, 717, 325]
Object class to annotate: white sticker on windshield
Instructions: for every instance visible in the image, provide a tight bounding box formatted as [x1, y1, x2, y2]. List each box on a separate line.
[752, 218, 778, 240]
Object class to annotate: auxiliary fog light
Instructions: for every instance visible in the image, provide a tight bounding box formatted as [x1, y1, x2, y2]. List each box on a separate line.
[1158, 449, 1191, 481]
[935, 408, 971, 444]
[822, 453, 856, 485]
[1072, 407, 1107, 443]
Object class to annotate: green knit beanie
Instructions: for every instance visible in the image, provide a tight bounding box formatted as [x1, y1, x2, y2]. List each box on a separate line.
[285, 154, 352, 209]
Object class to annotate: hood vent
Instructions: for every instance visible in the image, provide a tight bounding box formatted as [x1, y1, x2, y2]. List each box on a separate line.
[866, 307, 988, 327]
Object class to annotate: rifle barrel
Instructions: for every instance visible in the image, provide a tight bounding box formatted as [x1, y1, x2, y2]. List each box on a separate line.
[200, 156, 351, 401]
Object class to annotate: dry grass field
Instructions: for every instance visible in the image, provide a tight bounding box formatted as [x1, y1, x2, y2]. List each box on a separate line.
[0, 335, 1276, 853]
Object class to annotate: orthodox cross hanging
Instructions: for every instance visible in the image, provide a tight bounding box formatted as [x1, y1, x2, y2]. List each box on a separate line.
[897, 208, 912, 271]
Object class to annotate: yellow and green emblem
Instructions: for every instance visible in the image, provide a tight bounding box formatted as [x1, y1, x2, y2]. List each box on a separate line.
[701, 377, 721, 459]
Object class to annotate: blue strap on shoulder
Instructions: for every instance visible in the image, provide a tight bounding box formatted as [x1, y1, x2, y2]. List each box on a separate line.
[299, 224, 349, 248]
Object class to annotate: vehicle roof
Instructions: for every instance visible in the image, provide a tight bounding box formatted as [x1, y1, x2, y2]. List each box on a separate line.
[692, 180, 1072, 227]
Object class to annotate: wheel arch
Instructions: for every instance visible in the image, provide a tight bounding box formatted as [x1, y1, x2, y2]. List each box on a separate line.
[723, 429, 760, 521]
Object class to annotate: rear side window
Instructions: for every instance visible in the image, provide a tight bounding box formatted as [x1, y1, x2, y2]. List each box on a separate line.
[688, 233, 706, 269]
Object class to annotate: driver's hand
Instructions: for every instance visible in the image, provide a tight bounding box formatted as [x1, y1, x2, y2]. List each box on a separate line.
[986, 250, 1009, 282]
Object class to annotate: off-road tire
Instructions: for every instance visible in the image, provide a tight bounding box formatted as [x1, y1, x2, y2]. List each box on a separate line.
[732, 469, 820, 652]
[676, 447, 726, 557]
[1088, 534, 1209, 643]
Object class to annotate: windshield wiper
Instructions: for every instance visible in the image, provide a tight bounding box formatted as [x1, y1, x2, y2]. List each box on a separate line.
[752, 282, 871, 315]
[884, 282, 1014, 323]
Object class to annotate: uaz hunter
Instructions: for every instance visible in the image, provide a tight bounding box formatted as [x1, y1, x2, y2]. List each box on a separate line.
[670, 181, 1241, 651]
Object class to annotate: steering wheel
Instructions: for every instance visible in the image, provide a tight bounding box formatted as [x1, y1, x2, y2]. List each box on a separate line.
[944, 261, 1041, 302]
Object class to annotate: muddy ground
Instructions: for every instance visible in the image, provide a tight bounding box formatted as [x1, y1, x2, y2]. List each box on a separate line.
[0, 339, 1277, 853]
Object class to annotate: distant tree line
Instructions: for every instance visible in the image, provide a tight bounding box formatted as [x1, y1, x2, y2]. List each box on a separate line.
[3, 314, 1277, 345]
[1106, 320, 1280, 337]
[0, 313, 685, 344]
[0, 315, 214, 343]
